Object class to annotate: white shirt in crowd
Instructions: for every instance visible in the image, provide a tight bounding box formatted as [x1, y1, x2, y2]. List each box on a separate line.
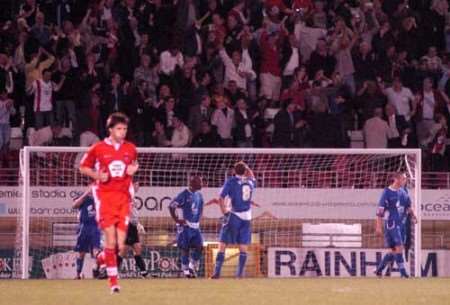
[384, 86, 414, 119]
[219, 49, 256, 90]
[211, 107, 234, 139]
[160, 51, 184, 75]
[387, 114, 400, 139]
[170, 124, 190, 147]
[363, 116, 390, 148]
[422, 91, 435, 120]
[30, 80, 55, 112]
[283, 47, 300, 76]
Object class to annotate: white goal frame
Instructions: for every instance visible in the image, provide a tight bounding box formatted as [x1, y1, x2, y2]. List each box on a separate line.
[19, 147, 422, 279]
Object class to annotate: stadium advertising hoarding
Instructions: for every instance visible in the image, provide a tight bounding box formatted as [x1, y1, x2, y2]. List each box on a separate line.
[0, 187, 450, 220]
[267, 248, 450, 277]
[0, 247, 197, 279]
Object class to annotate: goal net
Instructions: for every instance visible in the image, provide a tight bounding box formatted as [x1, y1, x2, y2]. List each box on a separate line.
[15, 147, 422, 279]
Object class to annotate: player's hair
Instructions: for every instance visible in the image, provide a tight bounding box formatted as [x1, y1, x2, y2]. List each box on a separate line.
[234, 161, 247, 176]
[106, 112, 129, 129]
[389, 172, 406, 184]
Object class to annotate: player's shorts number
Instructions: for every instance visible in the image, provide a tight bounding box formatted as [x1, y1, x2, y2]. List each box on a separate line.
[108, 160, 126, 177]
[242, 184, 251, 201]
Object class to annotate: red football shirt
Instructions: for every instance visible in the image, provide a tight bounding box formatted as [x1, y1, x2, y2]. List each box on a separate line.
[80, 138, 137, 193]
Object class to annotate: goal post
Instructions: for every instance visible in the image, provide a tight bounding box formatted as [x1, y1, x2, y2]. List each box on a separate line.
[16, 147, 422, 279]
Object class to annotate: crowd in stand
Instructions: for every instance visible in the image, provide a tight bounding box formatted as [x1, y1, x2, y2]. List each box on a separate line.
[0, 0, 450, 171]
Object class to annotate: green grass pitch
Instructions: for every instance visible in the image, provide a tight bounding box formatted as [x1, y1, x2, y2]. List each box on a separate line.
[1, 278, 450, 305]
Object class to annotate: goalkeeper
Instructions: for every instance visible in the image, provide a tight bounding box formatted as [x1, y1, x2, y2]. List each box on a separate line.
[117, 182, 148, 277]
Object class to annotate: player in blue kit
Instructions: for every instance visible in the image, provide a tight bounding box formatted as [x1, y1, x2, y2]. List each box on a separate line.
[169, 176, 204, 278]
[73, 186, 101, 279]
[375, 172, 417, 278]
[211, 161, 256, 279]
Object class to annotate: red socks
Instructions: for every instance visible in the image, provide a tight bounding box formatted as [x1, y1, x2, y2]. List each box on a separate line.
[104, 248, 118, 287]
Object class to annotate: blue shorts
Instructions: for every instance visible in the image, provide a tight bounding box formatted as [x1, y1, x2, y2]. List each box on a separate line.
[177, 226, 203, 250]
[219, 213, 251, 245]
[384, 225, 404, 249]
[74, 224, 101, 253]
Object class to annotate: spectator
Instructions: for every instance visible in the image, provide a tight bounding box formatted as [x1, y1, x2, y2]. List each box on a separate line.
[192, 120, 220, 147]
[159, 44, 184, 81]
[188, 94, 212, 136]
[385, 103, 411, 148]
[133, 54, 160, 102]
[53, 56, 79, 133]
[272, 100, 304, 147]
[211, 95, 234, 146]
[234, 98, 257, 147]
[259, 29, 285, 102]
[152, 120, 169, 147]
[416, 77, 450, 147]
[218, 41, 256, 91]
[30, 11, 52, 47]
[28, 68, 65, 129]
[0, 90, 15, 165]
[363, 107, 390, 148]
[169, 117, 191, 147]
[383, 76, 416, 121]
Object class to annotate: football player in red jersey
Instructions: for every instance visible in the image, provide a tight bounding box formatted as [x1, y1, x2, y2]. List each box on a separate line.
[80, 112, 138, 293]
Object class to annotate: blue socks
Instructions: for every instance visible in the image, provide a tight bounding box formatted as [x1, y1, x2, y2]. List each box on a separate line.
[395, 253, 408, 277]
[76, 257, 84, 275]
[213, 252, 225, 277]
[237, 252, 247, 277]
[376, 253, 394, 274]
[181, 253, 190, 271]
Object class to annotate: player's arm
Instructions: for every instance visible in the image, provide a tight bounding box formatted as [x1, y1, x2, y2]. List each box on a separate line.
[72, 187, 92, 209]
[168, 193, 186, 225]
[243, 162, 255, 180]
[217, 197, 229, 215]
[407, 208, 418, 224]
[205, 198, 220, 206]
[375, 190, 387, 235]
[126, 146, 139, 176]
[251, 201, 260, 208]
[79, 145, 109, 182]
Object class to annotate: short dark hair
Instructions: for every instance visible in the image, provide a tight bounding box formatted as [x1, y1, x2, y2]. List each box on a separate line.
[389, 172, 406, 184]
[234, 161, 247, 176]
[106, 112, 129, 129]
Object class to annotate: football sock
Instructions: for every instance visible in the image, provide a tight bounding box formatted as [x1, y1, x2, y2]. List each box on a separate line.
[105, 248, 118, 287]
[376, 253, 393, 273]
[395, 253, 408, 276]
[213, 252, 225, 277]
[181, 253, 190, 271]
[135, 255, 146, 272]
[76, 257, 84, 275]
[236, 252, 247, 277]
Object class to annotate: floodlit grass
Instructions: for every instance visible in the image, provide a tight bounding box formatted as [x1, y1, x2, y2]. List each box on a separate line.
[1, 278, 450, 305]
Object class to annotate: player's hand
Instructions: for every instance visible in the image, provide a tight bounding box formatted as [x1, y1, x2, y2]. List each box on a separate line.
[411, 216, 418, 224]
[137, 223, 146, 234]
[251, 201, 261, 208]
[96, 170, 109, 182]
[177, 219, 187, 226]
[126, 161, 139, 176]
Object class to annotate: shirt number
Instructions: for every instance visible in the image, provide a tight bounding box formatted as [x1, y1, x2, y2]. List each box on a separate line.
[242, 184, 251, 201]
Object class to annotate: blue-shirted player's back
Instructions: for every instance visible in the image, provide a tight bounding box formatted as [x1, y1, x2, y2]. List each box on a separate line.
[220, 176, 256, 213]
